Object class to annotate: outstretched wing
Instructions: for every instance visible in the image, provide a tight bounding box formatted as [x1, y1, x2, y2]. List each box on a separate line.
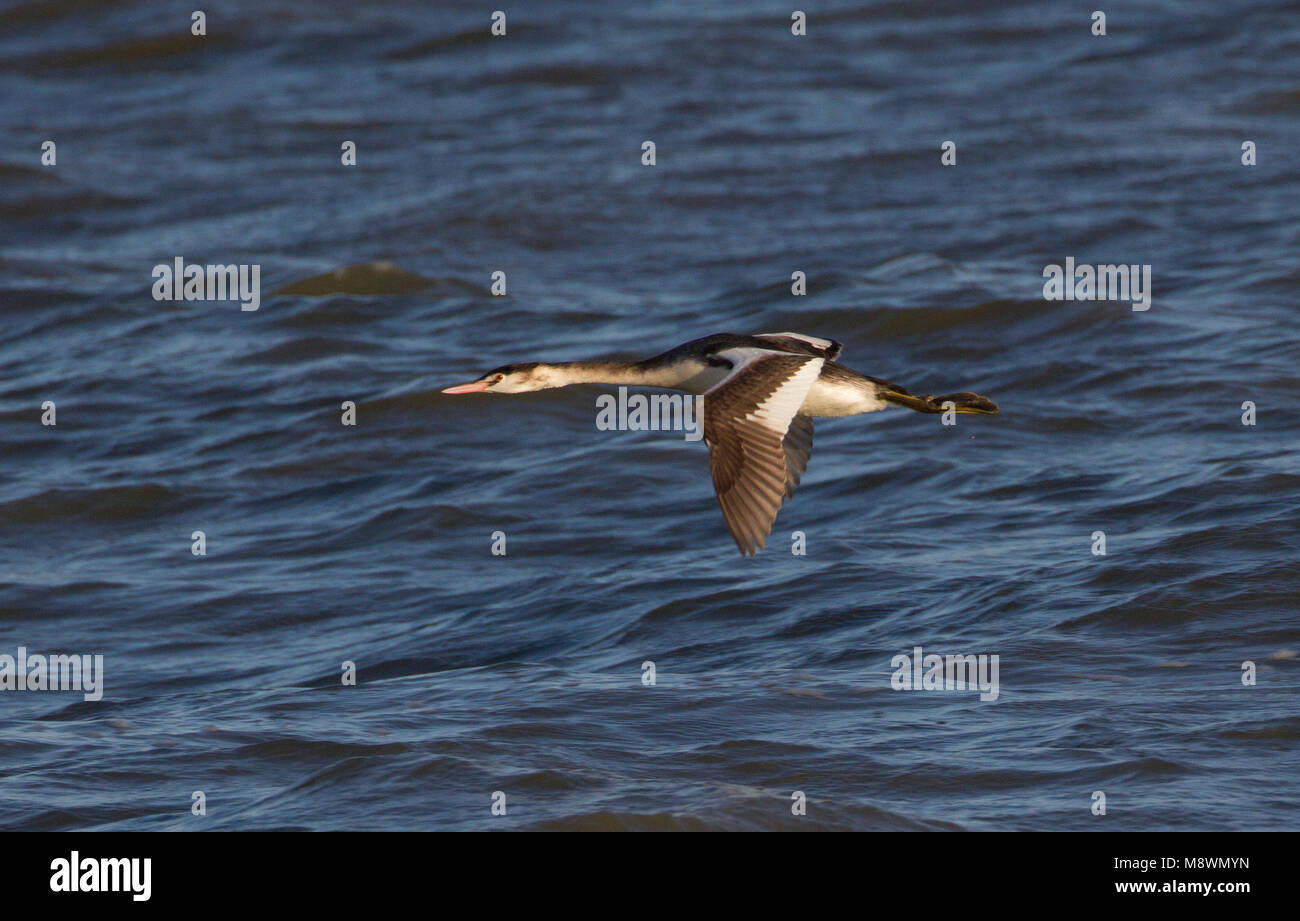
[703, 348, 825, 556]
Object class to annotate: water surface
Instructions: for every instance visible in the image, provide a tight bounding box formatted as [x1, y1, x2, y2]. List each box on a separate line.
[1, 0, 1297, 831]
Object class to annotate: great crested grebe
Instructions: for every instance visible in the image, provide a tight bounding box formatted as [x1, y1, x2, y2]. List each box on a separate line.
[443, 332, 998, 555]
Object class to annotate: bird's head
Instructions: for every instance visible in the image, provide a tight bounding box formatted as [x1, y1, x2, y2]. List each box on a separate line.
[441, 362, 552, 394]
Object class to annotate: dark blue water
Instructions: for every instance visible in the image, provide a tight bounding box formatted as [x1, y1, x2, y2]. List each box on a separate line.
[1, 0, 1297, 831]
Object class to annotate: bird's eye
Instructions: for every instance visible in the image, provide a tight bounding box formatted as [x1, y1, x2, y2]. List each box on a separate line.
[493, 374, 505, 382]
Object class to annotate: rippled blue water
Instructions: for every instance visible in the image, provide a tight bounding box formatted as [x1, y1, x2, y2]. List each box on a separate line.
[1, 0, 1297, 831]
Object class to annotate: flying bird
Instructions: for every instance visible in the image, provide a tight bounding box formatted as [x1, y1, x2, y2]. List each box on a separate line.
[442, 333, 998, 555]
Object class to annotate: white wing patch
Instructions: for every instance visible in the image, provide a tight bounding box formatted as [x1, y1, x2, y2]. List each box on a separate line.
[756, 332, 836, 352]
[716, 348, 823, 434]
[710, 348, 825, 432]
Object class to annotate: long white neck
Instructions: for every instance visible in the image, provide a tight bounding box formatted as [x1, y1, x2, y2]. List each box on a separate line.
[534, 360, 698, 390]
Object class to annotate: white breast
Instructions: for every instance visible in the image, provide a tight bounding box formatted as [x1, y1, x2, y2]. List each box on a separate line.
[799, 377, 887, 417]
